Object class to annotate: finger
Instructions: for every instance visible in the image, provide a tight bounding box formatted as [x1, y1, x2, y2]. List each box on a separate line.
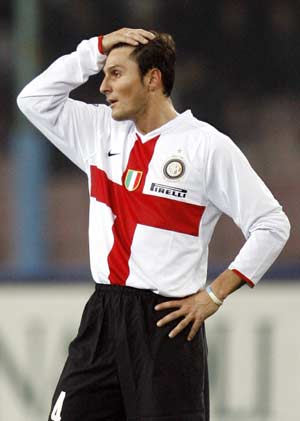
[154, 300, 181, 311]
[135, 29, 156, 40]
[123, 31, 152, 45]
[156, 310, 183, 327]
[123, 28, 155, 40]
[120, 34, 139, 46]
[168, 316, 192, 339]
[121, 28, 155, 44]
[127, 34, 149, 45]
[187, 319, 203, 341]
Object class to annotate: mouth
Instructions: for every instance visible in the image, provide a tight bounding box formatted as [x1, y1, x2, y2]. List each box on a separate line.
[108, 99, 118, 107]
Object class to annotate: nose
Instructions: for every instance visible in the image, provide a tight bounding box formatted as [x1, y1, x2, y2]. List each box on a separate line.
[99, 76, 111, 95]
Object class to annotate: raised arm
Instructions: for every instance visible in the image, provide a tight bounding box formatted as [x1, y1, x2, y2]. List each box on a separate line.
[17, 36, 108, 172]
[16, 28, 155, 173]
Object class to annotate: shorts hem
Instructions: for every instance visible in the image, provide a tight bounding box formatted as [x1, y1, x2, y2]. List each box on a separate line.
[129, 409, 206, 420]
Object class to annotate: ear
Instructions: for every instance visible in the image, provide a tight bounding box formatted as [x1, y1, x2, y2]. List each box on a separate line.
[144, 68, 162, 92]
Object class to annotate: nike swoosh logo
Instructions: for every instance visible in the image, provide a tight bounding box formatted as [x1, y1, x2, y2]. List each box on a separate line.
[108, 150, 120, 157]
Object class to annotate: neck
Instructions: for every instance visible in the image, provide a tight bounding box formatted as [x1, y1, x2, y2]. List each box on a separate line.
[135, 97, 178, 135]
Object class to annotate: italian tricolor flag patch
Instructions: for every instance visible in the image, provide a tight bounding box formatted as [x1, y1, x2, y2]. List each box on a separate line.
[124, 169, 143, 191]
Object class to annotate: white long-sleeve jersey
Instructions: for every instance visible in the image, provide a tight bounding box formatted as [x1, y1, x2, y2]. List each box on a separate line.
[17, 36, 290, 297]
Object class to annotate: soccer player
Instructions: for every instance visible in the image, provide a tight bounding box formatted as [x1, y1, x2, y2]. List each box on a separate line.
[17, 28, 290, 421]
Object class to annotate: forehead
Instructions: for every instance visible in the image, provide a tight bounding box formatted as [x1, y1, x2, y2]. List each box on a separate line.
[104, 46, 137, 72]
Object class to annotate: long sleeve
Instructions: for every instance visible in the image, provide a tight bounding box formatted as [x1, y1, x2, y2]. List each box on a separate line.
[17, 37, 110, 173]
[203, 130, 290, 286]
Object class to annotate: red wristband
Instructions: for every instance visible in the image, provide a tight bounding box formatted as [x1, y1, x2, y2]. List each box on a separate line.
[98, 35, 105, 55]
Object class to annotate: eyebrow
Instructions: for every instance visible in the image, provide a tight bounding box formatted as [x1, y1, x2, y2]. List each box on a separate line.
[103, 64, 125, 75]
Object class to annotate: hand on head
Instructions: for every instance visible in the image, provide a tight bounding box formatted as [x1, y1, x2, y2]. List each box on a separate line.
[102, 28, 156, 54]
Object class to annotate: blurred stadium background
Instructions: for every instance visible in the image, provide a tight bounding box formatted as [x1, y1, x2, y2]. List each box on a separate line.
[0, 1, 299, 420]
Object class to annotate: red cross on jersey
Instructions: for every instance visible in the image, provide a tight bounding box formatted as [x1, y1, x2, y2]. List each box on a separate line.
[91, 134, 205, 286]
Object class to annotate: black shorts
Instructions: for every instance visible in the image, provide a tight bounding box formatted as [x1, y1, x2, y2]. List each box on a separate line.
[48, 284, 209, 421]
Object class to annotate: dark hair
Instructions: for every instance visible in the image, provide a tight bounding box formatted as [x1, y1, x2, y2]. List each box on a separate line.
[109, 31, 176, 97]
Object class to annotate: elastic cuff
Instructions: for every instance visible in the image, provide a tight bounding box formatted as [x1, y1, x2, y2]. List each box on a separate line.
[98, 35, 105, 55]
[232, 269, 255, 288]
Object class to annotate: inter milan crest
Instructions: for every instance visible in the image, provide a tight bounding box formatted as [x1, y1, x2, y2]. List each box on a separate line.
[124, 169, 143, 191]
[163, 159, 185, 179]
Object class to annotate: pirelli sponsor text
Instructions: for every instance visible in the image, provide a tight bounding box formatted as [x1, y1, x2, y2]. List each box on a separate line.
[150, 182, 187, 198]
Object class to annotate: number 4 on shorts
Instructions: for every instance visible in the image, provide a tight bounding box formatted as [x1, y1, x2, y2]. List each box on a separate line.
[51, 391, 66, 421]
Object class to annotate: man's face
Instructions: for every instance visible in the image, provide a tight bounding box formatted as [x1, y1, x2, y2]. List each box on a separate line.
[100, 46, 149, 121]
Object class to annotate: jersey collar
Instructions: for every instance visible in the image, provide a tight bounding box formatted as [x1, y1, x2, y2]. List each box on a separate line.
[135, 110, 193, 143]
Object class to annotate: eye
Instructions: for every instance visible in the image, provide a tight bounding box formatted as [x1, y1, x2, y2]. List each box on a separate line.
[112, 69, 121, 77]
